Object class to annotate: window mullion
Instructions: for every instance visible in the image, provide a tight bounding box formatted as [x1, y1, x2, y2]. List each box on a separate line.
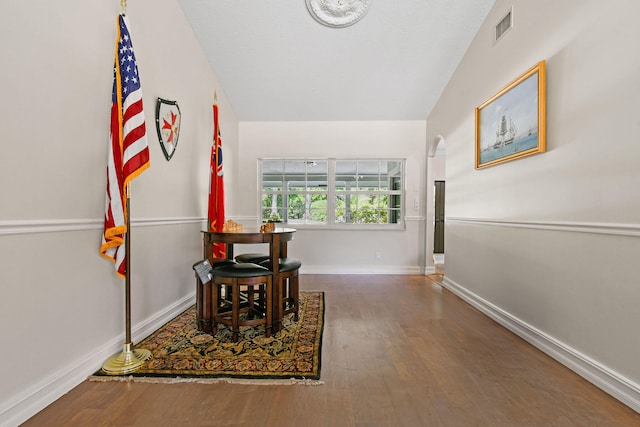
[327, 159, 336, 225]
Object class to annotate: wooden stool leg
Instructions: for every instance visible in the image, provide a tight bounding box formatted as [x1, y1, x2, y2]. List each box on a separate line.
[202, 280, 213, 332]
[231, 281, 240, 342]
[265, 277, 273, 338]
[196, 277, 204, 331]
[282, 277, 289, 306]
[247, 285, 255, 319]
[210, 281, 220, 335]
[257, 285, 265, 316]
[291, 272, 299, 321]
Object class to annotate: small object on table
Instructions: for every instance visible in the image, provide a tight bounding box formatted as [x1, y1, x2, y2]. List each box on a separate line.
[222, 219, 243, 232]
[260, 221, 276, 233]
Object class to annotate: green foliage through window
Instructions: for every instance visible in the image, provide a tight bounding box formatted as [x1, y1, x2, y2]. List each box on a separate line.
[260, 159, 404, 227]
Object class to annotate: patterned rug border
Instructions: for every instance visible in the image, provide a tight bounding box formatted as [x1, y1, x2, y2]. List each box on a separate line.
[90, 291, 324, 384]
[87, 375, 324, 386]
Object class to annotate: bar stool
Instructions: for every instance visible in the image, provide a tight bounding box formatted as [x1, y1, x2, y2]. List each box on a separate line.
[193, 258, 236, 332]
[211, 262, 273, 342]
[260, 257, 301, 322]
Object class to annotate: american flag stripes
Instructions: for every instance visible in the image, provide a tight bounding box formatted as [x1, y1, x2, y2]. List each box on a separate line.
[100, 15, 150, 278]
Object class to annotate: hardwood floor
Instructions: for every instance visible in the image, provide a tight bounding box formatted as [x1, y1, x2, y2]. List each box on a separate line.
[22, 275, 640, 426]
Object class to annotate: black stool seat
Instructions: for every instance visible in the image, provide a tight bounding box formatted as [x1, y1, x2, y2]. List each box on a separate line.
[235, 253, 270, 264]
[213, 262, 273, 277]
[258, 257, 301, 272]
[210, 258, 236, 267]
[273, 257, 302, 272]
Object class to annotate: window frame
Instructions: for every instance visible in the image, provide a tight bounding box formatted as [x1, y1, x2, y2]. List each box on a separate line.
[258, 158, 406, 230]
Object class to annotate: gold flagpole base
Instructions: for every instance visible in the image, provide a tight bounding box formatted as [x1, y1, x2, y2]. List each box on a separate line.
[101, 343, 152, 375]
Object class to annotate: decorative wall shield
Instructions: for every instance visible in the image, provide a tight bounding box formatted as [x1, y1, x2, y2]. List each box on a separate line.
[155, 98, 181, 161]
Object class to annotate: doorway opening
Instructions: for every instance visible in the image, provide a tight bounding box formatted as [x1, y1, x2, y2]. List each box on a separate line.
[427, 135, 446, 279]
[433, 180, 445, 277]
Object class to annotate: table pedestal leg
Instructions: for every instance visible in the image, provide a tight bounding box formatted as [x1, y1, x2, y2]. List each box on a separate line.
[271, 234, 282, 333]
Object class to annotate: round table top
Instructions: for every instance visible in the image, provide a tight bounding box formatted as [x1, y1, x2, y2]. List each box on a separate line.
[203, 226, 296, 235]
[202, 227, 296, 243]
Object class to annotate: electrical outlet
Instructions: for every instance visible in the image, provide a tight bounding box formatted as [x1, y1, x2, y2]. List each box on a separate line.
[375, 251, 381, 260]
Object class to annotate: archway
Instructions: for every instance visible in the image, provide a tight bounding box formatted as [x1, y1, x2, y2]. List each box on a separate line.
[425, 135, 446, 275]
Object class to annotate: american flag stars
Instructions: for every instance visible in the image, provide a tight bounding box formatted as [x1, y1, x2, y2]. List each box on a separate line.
[117, 31, 140, 94]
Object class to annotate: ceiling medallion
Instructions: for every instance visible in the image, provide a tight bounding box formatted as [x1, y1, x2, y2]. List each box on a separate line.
[306, 0, 371, 28]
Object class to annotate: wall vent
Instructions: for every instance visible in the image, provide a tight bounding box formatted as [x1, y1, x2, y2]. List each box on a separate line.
[495, 8, 513, 42]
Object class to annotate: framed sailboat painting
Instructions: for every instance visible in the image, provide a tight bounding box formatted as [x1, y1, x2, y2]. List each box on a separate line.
[475, 60, 546, 169]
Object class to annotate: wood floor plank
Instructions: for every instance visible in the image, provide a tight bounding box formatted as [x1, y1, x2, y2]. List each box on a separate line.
[21, 274, 640, 426]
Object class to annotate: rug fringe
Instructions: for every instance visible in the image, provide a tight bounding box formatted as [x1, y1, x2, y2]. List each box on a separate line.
[88, 375, 324, 386]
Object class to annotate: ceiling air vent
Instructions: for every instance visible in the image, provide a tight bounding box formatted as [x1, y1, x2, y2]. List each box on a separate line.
[495, 8, 513, 42]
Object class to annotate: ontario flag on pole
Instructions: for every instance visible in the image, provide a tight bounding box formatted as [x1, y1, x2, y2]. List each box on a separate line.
[100, 15, 150, 278]
[207, 101, 225, 258]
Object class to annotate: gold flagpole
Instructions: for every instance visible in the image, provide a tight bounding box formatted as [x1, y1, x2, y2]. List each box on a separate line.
[102, 184, 152, 375]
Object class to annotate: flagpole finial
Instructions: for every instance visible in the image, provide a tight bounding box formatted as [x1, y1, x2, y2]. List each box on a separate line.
[214, 91, 217, 103]
[121, 0, 127, 14]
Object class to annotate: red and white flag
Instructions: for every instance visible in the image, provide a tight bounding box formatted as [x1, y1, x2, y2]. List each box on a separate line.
[100, 15, 150, 278]
[207, 101, 225, 258]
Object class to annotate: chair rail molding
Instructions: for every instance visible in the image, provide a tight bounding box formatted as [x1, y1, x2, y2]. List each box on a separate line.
[0, 217, 205, 236]
[447, 217, 640, 238]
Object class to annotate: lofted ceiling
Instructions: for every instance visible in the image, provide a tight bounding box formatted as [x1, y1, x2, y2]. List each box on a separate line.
[177, 0, 496, 121]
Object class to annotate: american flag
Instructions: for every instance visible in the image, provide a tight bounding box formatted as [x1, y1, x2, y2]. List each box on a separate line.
[100, 14, 150, 278]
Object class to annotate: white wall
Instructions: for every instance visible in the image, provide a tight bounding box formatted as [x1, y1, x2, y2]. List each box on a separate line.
[238, 121, 427, 274]
[0, 1, 238, 425]
[427, 0, 640, 411]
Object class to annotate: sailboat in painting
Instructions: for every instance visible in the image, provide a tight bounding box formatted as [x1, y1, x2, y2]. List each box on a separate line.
[494, 114, 517, 149]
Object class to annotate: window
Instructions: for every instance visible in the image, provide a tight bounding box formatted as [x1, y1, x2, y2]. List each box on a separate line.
[260, 159, 404, 228]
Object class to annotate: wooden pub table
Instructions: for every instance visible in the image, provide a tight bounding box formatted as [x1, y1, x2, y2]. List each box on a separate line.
[200, 227, 296, 334]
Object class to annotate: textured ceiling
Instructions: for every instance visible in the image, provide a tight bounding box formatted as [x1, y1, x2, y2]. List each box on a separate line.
[177, 0, 496, 121]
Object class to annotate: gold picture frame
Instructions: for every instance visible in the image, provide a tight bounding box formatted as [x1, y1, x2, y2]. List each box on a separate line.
[475, 60, 546, 169]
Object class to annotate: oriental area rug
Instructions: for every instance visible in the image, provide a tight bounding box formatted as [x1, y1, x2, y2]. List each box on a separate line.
[90, 291, 324, 385]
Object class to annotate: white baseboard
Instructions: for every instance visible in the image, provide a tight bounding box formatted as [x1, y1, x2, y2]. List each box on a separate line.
[440, 276, 640, 414]
[0, 294, 196, 427]
[300, 265, 425, 275]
